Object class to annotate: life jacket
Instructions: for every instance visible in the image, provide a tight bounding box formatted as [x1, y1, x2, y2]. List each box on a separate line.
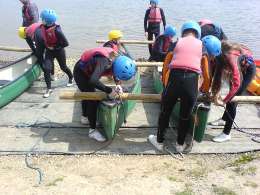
[40, 24, 58, 48]
[169, 36, 203, 73]
[22, 5, 31, 21]
[80, 47, 114, 77]
[25, 22, 41, 39]
[153, 35, 171, 53]
[103, 41, 119, 53]
[148, 7, 162, 23]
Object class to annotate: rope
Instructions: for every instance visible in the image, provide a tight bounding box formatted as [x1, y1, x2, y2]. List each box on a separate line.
[219, 105, 260, 143]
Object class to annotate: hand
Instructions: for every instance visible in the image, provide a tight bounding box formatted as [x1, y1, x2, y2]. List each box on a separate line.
[47, 47, 54, 50]
[214, 95, 225, 107]
[108, 89, 120, 100]
[115, 85, 123, 94]
[145, 32, 148, 39]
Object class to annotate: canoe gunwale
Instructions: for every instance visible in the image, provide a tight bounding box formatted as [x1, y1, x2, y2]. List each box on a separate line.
[0, 54, 40, 89]
[0, 53, 33, 70]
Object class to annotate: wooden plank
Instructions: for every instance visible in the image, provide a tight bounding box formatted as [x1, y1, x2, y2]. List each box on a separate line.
[96, 40, 154, 44]
[135, 61, 163, 67]
[0, 46, 31, 52]
[60, 91, 260, 103]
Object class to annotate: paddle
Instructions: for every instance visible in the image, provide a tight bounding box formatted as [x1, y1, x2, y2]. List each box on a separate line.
[60, 91, 260, 103]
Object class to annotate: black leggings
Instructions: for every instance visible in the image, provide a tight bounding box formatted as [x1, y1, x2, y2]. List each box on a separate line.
[148, 31, 159, 55]
[157, 69, 199, 145]
[222, 63, 256, 135]
[43, 48, 73, 89]
[73, 62, 99, 129]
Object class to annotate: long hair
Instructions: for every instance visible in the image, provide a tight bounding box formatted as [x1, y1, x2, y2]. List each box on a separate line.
[211, 41, 243, 96]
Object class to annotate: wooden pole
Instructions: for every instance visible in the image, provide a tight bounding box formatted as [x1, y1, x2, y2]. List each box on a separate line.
[60, 91, 260, 103]
[135, 61, 163, 67]
[0, 46, 31, 52]
[96, 40, 154, 44]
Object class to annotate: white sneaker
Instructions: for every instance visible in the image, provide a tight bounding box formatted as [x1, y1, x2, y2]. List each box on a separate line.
[88, 129, 106, 142]
[66, 79, 73, 87]
[148, 135, 164, 151]
[43, 89, 53, 98]
[50, 75, 57, 81]
[209, 119, 225, 126]
[81, 116, 89, 125]
[212, 132, 231, 143]
[175, 143, 184, 153]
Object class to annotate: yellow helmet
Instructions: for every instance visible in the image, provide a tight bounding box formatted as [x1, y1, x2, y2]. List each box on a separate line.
[108, 30, 123, 41]
[18, 27, 26, 39]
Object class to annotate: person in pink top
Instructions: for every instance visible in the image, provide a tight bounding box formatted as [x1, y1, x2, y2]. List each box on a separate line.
[148, 21, 203, 153]
[211, 41, 256, 142]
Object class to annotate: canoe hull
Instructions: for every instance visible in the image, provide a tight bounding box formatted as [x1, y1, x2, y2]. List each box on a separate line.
[0, 55, 41, 108]
[97, 72, 141, 140]
[153, 68, 210, 143]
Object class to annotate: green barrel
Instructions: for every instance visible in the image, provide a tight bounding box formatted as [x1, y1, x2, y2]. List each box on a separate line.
[193, 103, 211, 142]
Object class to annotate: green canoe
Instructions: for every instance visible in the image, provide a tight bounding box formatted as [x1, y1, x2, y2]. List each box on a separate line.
[97, 71, 141, 140]
[153, 67, 210, 142]
[0, 54, 41, 108]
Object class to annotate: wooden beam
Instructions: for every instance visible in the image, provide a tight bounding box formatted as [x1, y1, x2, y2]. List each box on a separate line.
[0, 46, 31, 52]
[60, 91, 260, 103]
[96, 40, 154, 44]
[135, 61, 163, 67]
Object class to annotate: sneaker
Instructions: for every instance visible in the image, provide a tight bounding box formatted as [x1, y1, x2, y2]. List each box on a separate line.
[209, 119, 225, 126]
[212, 132, 231, 143]
[50, 75, 57, 81]
[175, 143, 184, 153]
[66, 79, 73, 87]
[43, 89, 53, 98]
[148, 135, 164, 151]
[81, 116, 89, 125]
[88, 129, 106, 142]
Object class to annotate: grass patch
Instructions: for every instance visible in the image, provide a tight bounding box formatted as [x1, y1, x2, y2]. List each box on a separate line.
[213, 186, 237, 195]
[233, 166, 257, 176]
[188, 167, 207, 179]
[176, 184, 194, 195]
[244, 181, 258, 188]
[168, 176, 178, 182]
[46, 177, 64, 187]
[228, 154, 255, 167]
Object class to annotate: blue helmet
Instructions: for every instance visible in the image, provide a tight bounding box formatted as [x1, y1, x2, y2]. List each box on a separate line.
[202, 35, 222, 57]
[181, 21, 201, 39]
[164, 25, 177, 37]
[113, 56, 136, 81]
[40, 9, 58, 26]
[150, 0, 159, 5]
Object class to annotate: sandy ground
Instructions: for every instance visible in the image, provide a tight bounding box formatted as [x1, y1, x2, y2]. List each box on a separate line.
[0, 153, 260, 195]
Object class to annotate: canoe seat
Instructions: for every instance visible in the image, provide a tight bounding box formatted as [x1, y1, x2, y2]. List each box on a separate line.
[0, 80, 10, 87]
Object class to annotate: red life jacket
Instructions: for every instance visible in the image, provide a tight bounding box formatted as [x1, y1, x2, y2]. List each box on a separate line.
[25, 22, 41, 39]
[23, 5, 31, 21]
[153, 35, 171, 53]
[80, 47, 114, 77]
[148, 7, 162, 23]
[40, 24, 58, 48]
[103, 41, 119, 52]
[199, 19, 213, 27]
[169, 36, 202, 73]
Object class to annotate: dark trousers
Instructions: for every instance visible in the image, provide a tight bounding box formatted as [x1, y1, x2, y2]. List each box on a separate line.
[43, 48, 73, 89]
[148, 31, 159, 55]
[222, 64, 256, 135]
[157, 69, 199, 145]
[73, 62, 98, 129]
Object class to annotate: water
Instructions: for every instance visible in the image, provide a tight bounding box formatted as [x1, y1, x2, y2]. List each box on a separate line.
[0, 0, 260, 59]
